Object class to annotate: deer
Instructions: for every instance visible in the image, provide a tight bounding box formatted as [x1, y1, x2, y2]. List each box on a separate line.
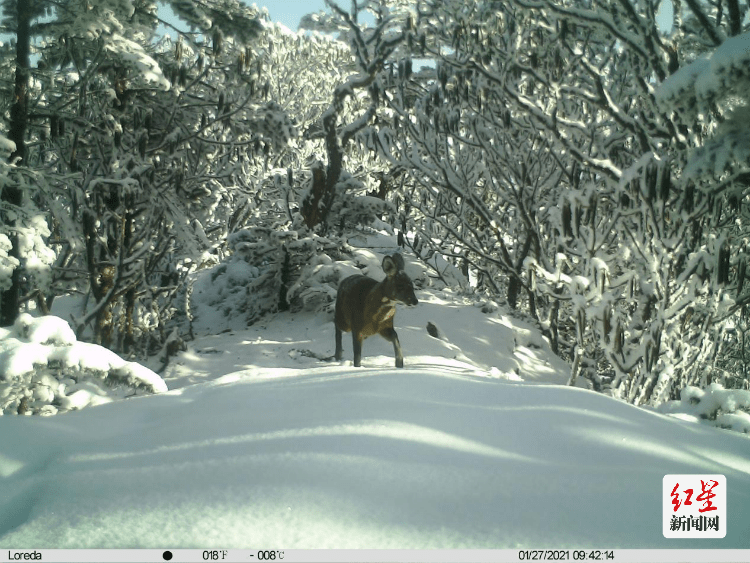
[334, 254, 418, 368]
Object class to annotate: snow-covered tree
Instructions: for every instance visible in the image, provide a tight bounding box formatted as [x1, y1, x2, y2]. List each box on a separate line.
[0, 0, 55, 326]
[325, 0, 750, 404]
[1, 0, 280, 353]
[654, 29, 750, 395]
[183, 16, 383, 326]
[466, 0, 750, 402]
[296, 0, 407, 235]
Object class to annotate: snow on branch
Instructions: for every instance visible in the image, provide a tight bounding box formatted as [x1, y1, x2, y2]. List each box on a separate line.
[656, 31, 750, 112]
[656, 31, 750, 182]
[0, 314, 167, 416]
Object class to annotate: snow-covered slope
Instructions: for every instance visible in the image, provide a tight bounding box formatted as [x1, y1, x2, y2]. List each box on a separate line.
[1, 289, 748, 549]
[165, 288, 568, 389]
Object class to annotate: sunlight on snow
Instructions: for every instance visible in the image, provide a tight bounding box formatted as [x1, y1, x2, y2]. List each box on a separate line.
[491, 403, 637, 426]
[690, 447, 750, 476]
[567, 426, 736, 471]
[67, 420, 537, 465]
[0, 453, 24, 478]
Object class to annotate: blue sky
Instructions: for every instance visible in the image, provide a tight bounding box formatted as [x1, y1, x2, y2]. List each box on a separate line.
[161, 1, 675, 37]
[255, 0, 328, 31]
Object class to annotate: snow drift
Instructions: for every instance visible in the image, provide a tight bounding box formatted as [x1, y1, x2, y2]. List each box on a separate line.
[0, 295, 749, 549]
[0, 366, 749, 549]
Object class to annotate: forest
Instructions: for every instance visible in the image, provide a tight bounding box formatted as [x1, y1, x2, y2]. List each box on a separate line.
[1, 0, 750, 410]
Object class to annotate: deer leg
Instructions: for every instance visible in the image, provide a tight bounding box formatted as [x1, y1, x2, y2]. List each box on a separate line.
[380, 327, 404, 368]
[352, 333, 363, 367]
[335, 326, 343, 361]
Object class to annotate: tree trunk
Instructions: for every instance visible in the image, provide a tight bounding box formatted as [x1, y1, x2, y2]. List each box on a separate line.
[0, 0, 31, 326]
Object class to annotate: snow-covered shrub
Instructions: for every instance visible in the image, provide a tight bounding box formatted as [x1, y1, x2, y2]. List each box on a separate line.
[0, 313, 167, 416]
[332, 175, 397, 233]
[285, 247, 342, 314]
[288, 245, 429, 316]
[656, 383, 750, 435]
[189, 226, 428, 334]
[0, 232, 19, 293]
[287, 248, 363, 314]
[17, 213, 56, 290]
[190, 228, 278, 327]
[189, 228, 346, 331]
[0, 156, 56, 298]
[0, 143, 20, 293]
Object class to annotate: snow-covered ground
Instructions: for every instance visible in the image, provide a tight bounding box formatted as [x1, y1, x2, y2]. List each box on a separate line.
[1, 287, 749, 549]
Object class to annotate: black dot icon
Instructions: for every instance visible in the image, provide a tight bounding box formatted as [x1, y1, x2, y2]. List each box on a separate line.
[163, 551, 173, 561]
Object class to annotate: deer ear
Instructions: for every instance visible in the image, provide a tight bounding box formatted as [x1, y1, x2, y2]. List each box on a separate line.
[382, 255, 397, 276]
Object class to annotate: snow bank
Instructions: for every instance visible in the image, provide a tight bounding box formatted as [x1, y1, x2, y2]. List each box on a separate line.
[656, 382, 750, 434]
[1, 368, 749, 548]
[0, 313, 167, 416]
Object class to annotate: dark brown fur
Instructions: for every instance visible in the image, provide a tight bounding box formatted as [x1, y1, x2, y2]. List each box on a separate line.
[334, 254, 418, 367]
